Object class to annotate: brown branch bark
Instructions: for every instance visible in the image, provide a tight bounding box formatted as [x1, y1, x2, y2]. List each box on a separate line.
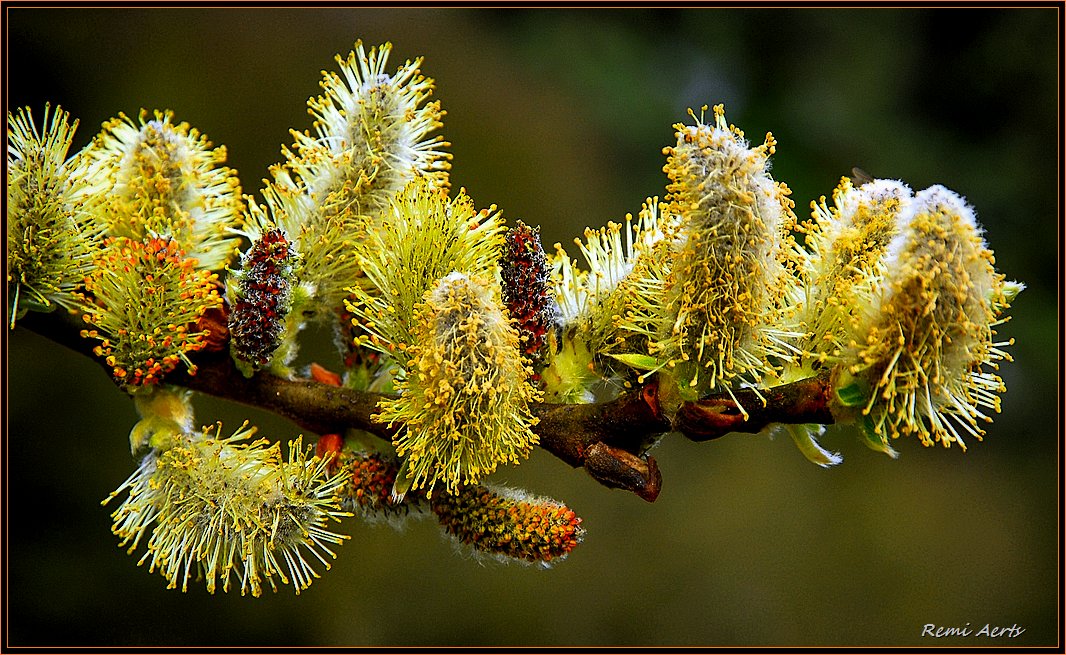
[674, 375, 835, 442]
[16, 309, 834, 502]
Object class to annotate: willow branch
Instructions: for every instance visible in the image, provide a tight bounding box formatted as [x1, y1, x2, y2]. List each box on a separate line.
[17, 309, 834, 501]
[675, 374, 835, 441]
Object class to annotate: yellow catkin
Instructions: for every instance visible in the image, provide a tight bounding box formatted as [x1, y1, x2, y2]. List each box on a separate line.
[6, 105, 101, 324]
[79, 236, 222, 391]
[344, 177, 504, 356]
[791, 177, 913, 375]
[376, 272, 540, 495]
[659, 105, 801, 401]
[245, 41, 452, 316]
[544, 197, 675, 402]
[104, 423, 350, 597]
[80, 109, 243, 270]
[849, 185, 1021, 450]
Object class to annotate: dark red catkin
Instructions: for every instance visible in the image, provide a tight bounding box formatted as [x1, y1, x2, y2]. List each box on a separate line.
[499, 221, 557, 360]
[228, 228, 299, 366]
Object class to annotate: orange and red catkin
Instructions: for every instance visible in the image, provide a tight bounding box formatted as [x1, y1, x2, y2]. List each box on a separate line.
[80, 236, 222, 390]
[228, 228, 299, 366]
[499, 221, 557, 360]
[342, 450, 584, 565]
[431, 485, 584, 566]
[342, 451, 422, 520]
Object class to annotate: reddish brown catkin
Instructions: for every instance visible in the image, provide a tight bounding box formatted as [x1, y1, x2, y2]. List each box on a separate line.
[500, 221, 558, 360]
[229, 228, 299, 366]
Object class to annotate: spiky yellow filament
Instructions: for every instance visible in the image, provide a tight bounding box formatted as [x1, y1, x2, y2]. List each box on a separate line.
[294, 40, 451, 212]
[553, 199, 672, 348]
[544, 198, 674, 401]
[245, 41, 452, 317]
[345, 177, 504, 358]
[792, 177, 913, 373]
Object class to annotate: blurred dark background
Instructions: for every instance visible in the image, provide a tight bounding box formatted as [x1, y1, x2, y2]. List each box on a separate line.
[5, 7, 1060, 647]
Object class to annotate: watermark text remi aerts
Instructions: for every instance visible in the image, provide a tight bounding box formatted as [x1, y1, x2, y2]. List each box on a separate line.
[922, 623, 1025, 639]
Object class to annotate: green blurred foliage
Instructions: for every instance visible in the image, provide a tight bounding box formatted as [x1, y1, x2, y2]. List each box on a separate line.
[6, 7, 1058, 647]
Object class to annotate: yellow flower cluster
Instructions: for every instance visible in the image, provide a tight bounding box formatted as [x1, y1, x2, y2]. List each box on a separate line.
[245, 41, 452, 322]
[376, 272, 540, 495]
[295, 40, 451, 215]
[105, 423, 350, 597]
[659, 105, 801, 398]
[552, 106, 804, 412]
[6, 105, 100, 325]
[345, 177, 504, 357]
[80, 236, 222, 390]
[544, 105, 1020, 464]
[846, 185, 1019, 450]
[546, 198, 673, 401]
[80, 109, 243, 270]
[791, 177, 913, 375]
[8, 33, 1029, 593]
